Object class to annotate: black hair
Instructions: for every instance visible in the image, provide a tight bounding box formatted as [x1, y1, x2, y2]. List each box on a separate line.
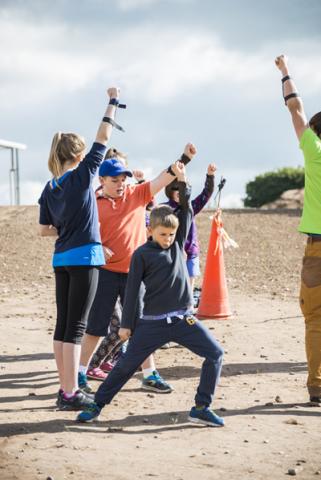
[309, 112, 321, 138]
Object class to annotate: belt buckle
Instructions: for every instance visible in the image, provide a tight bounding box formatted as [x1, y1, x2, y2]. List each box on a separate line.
[186, 315, 196, 326]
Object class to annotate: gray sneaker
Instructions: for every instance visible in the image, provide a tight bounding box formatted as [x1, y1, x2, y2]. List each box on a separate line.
[59, 390, 95, 411]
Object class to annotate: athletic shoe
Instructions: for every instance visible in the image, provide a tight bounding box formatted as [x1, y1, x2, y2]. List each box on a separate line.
[188, 406, 225, 427]
[141, 371, 173, 393]
[87, 367, 107, 381]
[78, 371, 93, 394]
[59, 390, 96, 411]
[56, 388, 93, 408]
[100, 361, 115, 373]
[77, 403, 102, 423]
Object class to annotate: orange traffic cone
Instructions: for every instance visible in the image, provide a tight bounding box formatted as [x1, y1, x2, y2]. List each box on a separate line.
[196, 211, 231, 319]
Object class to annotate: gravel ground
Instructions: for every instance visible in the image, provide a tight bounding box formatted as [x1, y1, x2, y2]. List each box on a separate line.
[0, 206, 306, 301]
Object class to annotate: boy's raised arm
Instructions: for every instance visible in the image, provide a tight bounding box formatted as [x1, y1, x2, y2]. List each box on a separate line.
[172, 162, 193, 248]
[149, 143, 196, 196]
[192, 163, 216, 215]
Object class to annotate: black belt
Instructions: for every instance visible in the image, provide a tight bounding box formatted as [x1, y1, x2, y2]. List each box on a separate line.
[307, 235, 321, 243]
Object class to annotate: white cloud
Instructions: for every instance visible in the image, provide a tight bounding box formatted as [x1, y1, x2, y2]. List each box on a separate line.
[1, 7, 320, 206]
[0, 184, 11, 205]
[110, 30, 273, 103]
[1, 9, 321, 111]
[0, 14, 104, 108]
[220, 193, 243, 209]
[20, 181, 44, 205]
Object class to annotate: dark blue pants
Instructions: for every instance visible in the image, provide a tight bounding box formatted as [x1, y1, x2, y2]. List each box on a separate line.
[95, 316, 224, 407]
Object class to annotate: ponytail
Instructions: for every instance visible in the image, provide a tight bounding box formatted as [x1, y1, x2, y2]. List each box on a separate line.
[48, 132, 63, 178]
[105, 147, 128, 166]
[48, 132, 86, 179]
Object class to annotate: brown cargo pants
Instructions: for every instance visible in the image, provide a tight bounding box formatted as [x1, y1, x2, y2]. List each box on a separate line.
[300, 238, 321, 397]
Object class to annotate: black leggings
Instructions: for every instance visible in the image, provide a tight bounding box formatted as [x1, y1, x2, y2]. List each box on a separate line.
[54, 266, 99, 344]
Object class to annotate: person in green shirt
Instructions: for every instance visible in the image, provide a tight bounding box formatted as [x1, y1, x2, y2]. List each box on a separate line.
[275, 54, 321, 404]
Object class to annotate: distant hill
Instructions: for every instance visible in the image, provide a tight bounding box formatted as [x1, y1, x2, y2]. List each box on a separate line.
[261, 189, 304, 210]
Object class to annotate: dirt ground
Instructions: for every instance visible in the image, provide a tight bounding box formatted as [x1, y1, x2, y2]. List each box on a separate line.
[0, 206, 320, 480]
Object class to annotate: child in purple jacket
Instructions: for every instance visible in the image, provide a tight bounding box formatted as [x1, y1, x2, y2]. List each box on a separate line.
[164, 164, 216, 295]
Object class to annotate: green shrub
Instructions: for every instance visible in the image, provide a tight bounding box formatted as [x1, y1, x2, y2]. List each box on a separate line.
[244, 167, 304, 207]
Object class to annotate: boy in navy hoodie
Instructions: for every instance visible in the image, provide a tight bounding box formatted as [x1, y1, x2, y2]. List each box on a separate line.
[77, 158, 224, 426]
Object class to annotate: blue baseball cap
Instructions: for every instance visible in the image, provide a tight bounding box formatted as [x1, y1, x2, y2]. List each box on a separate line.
[99, 158, 133, 177]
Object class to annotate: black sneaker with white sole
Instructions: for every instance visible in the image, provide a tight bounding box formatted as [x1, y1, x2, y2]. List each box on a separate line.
[56, 389, 94, 409]
[59, 390, 96, 411]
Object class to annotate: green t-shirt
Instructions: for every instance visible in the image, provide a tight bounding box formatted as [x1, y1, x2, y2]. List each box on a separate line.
[299, 128, 321, 234]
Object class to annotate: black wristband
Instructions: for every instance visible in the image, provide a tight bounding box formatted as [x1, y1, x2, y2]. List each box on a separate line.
[102, 116, 125, 132]
[180, 153, 191, 165]
[281, 75, 291, 83]
[108, 98, 127, 109]
[284, 93, 300, 105]
[167, 165, 176, 176]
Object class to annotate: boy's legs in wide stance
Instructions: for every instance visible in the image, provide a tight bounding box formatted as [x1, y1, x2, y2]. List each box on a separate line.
[77, 316, 224, 426]
[77, 320, 171, 421]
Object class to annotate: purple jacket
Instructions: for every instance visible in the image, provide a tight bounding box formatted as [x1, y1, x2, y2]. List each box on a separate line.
[164, 174, 214, 258]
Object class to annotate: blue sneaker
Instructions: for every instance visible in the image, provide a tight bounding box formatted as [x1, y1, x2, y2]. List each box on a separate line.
[78, 371, 93, 394]
[77, 403, 102, 423]
[188, 406, 225, 427]
[141, 371, 173, 393]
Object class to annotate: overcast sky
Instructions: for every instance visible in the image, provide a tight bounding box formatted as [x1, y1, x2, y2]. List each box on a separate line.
[0, 0, 320, 207]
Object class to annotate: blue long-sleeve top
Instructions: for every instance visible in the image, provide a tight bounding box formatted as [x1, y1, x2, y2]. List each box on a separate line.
[38, 142, 106, 255]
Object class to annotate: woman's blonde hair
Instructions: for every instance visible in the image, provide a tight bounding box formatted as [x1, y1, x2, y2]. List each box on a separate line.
[105, 147, 128, 166]
[48, 132, 86, 178]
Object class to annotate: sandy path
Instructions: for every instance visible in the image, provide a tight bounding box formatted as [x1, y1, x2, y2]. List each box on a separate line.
[1, 286, 320, 480]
